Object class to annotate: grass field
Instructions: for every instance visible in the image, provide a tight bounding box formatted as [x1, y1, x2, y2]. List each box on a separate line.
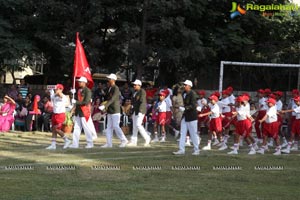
[0, 131, 300, 200]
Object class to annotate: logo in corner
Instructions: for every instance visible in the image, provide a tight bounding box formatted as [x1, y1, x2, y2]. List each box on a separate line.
[230, 2, 246, 19]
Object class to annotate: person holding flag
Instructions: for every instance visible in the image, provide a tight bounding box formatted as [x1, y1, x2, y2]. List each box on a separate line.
[68, 32, 97, 148]
[69, 77, 97, 148]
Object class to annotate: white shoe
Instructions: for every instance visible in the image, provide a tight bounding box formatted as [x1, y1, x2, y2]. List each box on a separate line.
[202, 145, 211, 150]
[63, 140, 71, 149]
[218, 144, 228, 151]
[174, 130, 180, 138]
[151, 137, 159, 143]
[127, 142, 137, 147]
[291, 145, 298, 151]
[159, 137, 166, 143]
[144, 138, 151, 146]
[273, 150, 281, 155]
[185, 141, 191, 147]
[46, 144, 56, 150]
[173, 150, 185, 155]
[85, 144, 94, 149]
[192, 150, 200, 156]
[281, 148, 290, 154]
[101, 144, 112, 148]
[212, 140, 220, 146]
[68, 144, 79, 149]
[248, 149, 256, 155]
[119, 141, 128, 148]
[256, 148, 265, 154]
[227, 150, 238, 155]
[230, 146, 239, 150]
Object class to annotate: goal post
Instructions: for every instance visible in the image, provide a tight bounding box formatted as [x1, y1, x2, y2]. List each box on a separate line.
[219, 61, 300, 92]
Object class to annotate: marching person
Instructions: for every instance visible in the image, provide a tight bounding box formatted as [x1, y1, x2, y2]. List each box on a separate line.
[152, 91, 167, 143]
[127, 79, 151, 147]
[99, 73, 128, 148]
[46, 84, 71, 150]
[257, 98, 281, 155]
[201, 95, 222, 151]
[227, 95, 257, 155]
[254, 89, 268, 143]
[281, 96, 300, 154]
[173, 80, 200, 155]
[68, 77, 97, 149]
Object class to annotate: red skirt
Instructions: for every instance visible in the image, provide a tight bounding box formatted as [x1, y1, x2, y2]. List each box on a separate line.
[209, 117, 222, 133]
[262, 122, 279, 138]
[52, 113, 66, 129]
[222, 112, 233, 127]
[292, 119, 300, 135]
[156, 112, 166, 126]
[165, 111, 172, 125]
[235, 119, 252, 137]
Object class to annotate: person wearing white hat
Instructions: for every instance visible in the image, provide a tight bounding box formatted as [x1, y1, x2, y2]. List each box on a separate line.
[68, 76, 97, 149]
[173, 80, 200, 155]
[98, 74, 128, 148]
[127, 79, 151, 146]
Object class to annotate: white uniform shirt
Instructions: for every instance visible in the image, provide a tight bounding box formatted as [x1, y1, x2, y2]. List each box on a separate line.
[291, 100, 297, 116]
[258, 97, 268, 111]
[209, 103, 221, 119]
[157, 100, 167, 113]
[236, 105, 248, 121]
[218, 97, 231, 113]
[265, 106, 277, 123]
[51, 94, 68, 114]
[197, 98, 207, 111]
[229, 94, 235, 105]
[293, 105, 300, 119]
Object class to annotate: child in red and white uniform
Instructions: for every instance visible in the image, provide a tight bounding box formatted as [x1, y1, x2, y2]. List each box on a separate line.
[287, 89, 299, 150]
[217, 89, 232, 151]
[257, 98, 281, 155]
[200, 95, 222, 150]
[46, 84, 71, 150]
[255, 89, 268, 143]
[197, 90, 209, 135]
[152, 91, 167, 143]
[227, 95, 257, 155]
[281, 96, 300, 154]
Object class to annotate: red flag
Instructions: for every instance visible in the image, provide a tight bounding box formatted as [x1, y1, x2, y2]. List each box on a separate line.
[73, 32, 94, 89]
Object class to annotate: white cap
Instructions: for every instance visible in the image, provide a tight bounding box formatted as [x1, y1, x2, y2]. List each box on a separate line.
[76, 76, 88, 83]
[132, 79, 142, 86]
[106, 73, 117, 80]
[183, 80, 193, 87]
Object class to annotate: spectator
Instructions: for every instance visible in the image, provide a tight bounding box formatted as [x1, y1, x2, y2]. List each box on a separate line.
[0, 95, 16, 132]
[93, 82, 105, 102]
[8, 85, 19, 100]
[91, 98, 104, 133]
[121, 82, 133, 101]
[39, 95, 53, 132]
[25, 95, 43, 131]
[18, 79, 30, 99]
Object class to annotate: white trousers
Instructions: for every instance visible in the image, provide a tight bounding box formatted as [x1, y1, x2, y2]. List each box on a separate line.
[179, 118, 199, 152]
[106, 113, 128, 146]
[131, 113, 150, 143]
[72, 115, 97, 147]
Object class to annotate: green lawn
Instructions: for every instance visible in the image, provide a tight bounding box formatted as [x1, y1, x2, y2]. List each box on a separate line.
[0, 131, 299, 200]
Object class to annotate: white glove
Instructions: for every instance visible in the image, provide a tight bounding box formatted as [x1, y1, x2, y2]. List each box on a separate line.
[70, 89, 76, 94]
[179, 106, 185, 112]
[196, 106, 202, 112]
[71, 99, 76, 104]
[99, 105, 105, 111]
